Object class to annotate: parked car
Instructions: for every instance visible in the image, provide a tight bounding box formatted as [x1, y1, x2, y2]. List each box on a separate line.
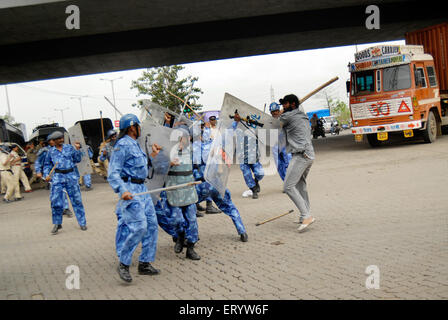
[321, 116, 337, 133]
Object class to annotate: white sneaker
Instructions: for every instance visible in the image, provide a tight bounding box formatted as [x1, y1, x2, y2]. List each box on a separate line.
[242, 189, 253, 198]
[297, 217, 315, 232]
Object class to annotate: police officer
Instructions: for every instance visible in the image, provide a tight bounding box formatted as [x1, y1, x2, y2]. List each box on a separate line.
[197, 121, 221, 214]
[163, 124, 201, 260]
[108, 114, 160, 283]
[269, 102, 292, 181]
[26, 142, 39, 186]
[0, 145, 17, 203]
[79, 140, 94, 191]
[10, 144, 32, 194]
[37, 134, 73, 217]
[43, 131, 87, 234]
[98, 129, 117, 178]
[231, 113, 264, 199]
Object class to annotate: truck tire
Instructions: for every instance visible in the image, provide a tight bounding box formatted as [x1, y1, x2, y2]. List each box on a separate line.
[423, 110, 437, 143]
[367, 133, 382, 147]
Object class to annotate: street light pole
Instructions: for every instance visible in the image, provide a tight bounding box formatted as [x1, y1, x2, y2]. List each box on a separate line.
[54, 107, 69, 128]
[70, 96, 86, 120]
[4, 85, 11, 117]
[100, 77, 122, 121]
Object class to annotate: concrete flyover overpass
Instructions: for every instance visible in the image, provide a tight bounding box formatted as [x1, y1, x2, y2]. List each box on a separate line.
[0, 0, 446, 85]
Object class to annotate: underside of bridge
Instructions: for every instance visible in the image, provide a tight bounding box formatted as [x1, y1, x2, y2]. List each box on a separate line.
[0, 0, 446, 85]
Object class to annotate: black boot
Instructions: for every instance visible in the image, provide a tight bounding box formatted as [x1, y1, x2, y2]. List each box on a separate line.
[254, 178, 260, 193]
[251, 187, 258, 199]
[186, 242, 201, 260]
[63, 209, 73, 218]
[138, 262, 160, 275]
[205, 200, 221, 214]
[196, 203, 206, 212]
[240, 232, 248, 242]
[117, 262, 132, 282]
[51, 224, 62, 235]
[174, 232, 185, 253]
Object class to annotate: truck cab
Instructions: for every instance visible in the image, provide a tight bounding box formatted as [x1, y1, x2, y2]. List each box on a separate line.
[347, 45, 445, 146]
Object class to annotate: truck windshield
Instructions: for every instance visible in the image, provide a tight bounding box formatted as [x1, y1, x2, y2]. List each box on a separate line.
[383, 65, 411, 91]
[352, 70, 375, 95]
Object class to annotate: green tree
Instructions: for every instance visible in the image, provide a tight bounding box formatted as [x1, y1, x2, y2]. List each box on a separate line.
[131, 65, 203, 114]
[329, 99, 351, 124]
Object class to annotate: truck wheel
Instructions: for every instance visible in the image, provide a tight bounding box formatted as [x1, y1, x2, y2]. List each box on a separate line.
[423, 110, 437, 143]
[367, 134, 381, 147]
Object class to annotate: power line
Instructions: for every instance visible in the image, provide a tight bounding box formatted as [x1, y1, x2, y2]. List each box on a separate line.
[14, 84, 138, 101]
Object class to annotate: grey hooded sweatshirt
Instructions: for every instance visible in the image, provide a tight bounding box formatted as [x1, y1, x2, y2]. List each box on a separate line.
[279, 107, 315, 160]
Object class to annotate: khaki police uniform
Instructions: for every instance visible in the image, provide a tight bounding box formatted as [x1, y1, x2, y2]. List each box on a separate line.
[11, 150, 32, 193]
[0, 152, 19, 201]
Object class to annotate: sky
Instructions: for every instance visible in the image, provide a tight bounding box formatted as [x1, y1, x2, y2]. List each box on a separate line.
[0, 39, 405, 140]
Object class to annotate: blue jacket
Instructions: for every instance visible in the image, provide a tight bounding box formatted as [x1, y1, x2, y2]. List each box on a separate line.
[35, 147, 49, 174]
[43, 144, 83, 183]
[108, 135, 149, 197]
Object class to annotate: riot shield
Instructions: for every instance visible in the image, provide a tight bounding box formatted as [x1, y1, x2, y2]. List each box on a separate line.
[139, 99, 181, 126]
[220, 93, 281, 147]
[203, 121, 235, 196]
[67, 123, 93, 177]
[204, 93, 283, 195]
[138, 120, 180, 204]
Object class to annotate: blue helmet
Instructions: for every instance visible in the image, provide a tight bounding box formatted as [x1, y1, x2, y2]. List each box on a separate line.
[119, 114, 140, 130]
[106, 129, 117, 139]
[269, 102, 280, 113]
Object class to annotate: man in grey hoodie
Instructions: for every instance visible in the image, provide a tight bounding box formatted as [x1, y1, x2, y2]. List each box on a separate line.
[278, 94, 316, 232]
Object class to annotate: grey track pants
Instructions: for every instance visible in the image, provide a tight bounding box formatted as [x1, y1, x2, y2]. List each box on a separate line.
[283, 153, 313, 220]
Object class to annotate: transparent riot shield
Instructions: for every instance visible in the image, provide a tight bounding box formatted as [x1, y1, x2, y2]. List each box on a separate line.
[203, 118, 235, 196]
[67, 123, 93, 177]
[138, 120, 180, 204]
[139, 99, 182, 127]
[204, 94, 284, 194]
[220, 93, 281, 147]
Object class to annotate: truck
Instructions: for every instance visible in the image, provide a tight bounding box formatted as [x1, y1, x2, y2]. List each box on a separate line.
[347, 23, 447, 147]
[75, 118, 113, 163]
[28, 123, 67, 144]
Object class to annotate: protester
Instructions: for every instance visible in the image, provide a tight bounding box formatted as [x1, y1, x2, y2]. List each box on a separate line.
[279, 94, 316, 232]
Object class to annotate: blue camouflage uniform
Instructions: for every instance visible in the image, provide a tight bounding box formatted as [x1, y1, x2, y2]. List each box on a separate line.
[108, 135, 158, 266]
[99, 141, 114, 162]
[35, 147, 49, 176]
[43, 144, 86, 226]
[36, 147, 70, 211]
[231, 121, 264, 189]
[165, 142, 199, 244]
[82, 146, 93, 188]
[194, 164, 247, 235]
[272, 141, 292, 181]
[155, 191, 185, 238]
[148, 149, 186, 240]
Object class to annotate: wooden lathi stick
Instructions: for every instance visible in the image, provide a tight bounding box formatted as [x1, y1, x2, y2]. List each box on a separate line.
[300, 76, 339, 104]
[132, 181, 201, 197]
[255, 209, 294, 226]
[255, 210, 294, 226]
